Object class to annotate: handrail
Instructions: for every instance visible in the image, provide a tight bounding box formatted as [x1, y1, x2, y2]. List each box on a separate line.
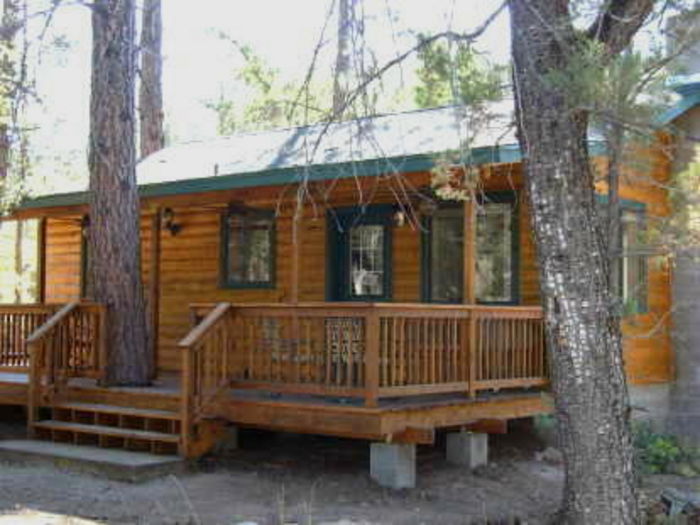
[178, 302, 233, 457]
[189, 301, 544, 313]
[26, 300, 107, 437]
[179, 302, 231, 348]
[26, 301, 80, 344]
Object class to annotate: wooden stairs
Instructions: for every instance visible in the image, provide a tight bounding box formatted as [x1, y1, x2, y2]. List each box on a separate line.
[32, 402, 182, 456]
[20, 375, 226, 460]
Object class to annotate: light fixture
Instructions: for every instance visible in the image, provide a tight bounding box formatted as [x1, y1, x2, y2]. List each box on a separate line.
[162, 208, 182, 236]
[393, 210, 406, 227]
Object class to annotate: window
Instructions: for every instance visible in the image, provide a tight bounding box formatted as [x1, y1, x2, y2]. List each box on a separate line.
[422, 207, 464, 303]
[221, 206, 275, 288]
[620, 206, 647, 314]
[328, 206, 392, 301]
[422, 193, 517, 304]
[349, 224, 386, 297]
[476, 200, 515, 303]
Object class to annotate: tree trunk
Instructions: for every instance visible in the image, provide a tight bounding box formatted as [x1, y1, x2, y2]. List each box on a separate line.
[89, 0, 150, 385]
[14, 218, 21, 302]
[138, 0, 163, 158]
[332, 0, 352, 117]
[509, 1, 638, 522]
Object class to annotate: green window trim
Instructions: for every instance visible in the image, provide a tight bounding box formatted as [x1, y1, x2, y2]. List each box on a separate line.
[421, 191, 520, 306]
[327, 205, 394, 302]
[220, 205, 277, 289]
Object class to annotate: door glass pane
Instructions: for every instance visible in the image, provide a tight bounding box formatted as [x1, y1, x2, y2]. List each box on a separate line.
[349, 224, 385, 297]
[476, 202, 513, 302]
[430, 208, 463, 302]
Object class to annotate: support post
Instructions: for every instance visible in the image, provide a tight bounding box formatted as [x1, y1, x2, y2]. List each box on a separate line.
[370, 442, 416, 489]
[463, 199, 478, 397]
[290, 206, 301, 305]
[36, 217, 46, 304]
[364, 310, 380, 407]
[446, 431, 488, 469]
[463, 198, 477, 304]
[149, 208, 162, 378]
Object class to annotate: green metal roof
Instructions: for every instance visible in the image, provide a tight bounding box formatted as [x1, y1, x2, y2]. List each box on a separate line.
[20, 102, 612, 211]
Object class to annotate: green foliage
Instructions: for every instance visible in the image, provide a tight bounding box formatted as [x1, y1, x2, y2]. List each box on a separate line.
[205, 39, 329, 135]
[633, 422, 683, 474]
[543, 38, 669, 132]
[414, 37, 505, 109]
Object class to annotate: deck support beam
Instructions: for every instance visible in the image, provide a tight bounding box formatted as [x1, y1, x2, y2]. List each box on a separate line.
[445, 431, 488, 469]
[369, 442, 416, 489]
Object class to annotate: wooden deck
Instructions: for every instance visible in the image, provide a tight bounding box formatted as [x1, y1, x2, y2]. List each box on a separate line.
[0, 370, 551, 445]
[0, 301, 552, 457]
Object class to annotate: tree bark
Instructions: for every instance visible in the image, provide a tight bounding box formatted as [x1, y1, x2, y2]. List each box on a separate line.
[89, 0, 150, 385]
[509, 1, 644, 522]
[14, 218, 22, 302]
[332, 0, 352, 117]
[138, 0, 163, 158]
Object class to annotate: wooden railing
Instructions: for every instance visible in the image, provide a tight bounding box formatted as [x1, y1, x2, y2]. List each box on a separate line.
[179, 302, 233, 456]
[180, 303, 547, 419]
[26, 301, 107, 433]
[0, 304, 59, 369]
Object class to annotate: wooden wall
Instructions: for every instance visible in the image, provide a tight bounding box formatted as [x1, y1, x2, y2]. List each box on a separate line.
[39, 159, 673, 384]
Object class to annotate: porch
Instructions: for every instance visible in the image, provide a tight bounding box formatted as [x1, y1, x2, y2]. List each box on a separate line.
[0, 301, 550, 458]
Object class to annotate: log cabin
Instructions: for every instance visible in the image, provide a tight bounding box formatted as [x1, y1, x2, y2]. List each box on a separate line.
[0, 93, 690, 487]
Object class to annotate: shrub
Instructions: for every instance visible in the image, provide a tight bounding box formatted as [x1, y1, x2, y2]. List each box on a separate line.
[633, 422, 683, 474]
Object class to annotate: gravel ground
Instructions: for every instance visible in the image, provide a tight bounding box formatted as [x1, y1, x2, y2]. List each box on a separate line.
[0, 410, 565, 525]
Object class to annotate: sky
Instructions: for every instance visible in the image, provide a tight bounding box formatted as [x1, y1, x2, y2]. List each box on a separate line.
[24, 0, 512, 193]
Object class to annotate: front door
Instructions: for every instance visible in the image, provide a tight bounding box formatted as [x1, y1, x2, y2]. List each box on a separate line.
[327, 205, 393, 301]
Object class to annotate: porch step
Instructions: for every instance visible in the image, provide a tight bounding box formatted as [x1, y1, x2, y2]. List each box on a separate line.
[33, 420, 181, 443]
[0, 440, 183, 482]
[55, 402, 180, 420]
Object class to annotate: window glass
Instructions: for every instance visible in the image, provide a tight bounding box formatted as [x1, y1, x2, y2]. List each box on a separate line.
[429, 208, 463, 302]
[620, 207, 647, 314]
[476, 202, 514, 303]
[224, 210, 274, 287]
[349, 224, 385, 297]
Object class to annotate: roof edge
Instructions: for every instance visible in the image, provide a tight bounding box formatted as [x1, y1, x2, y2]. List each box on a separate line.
[18, 139, 610, 213]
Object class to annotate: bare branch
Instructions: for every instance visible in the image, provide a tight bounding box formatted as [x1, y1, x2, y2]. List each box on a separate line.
[586, 0, 655, 57]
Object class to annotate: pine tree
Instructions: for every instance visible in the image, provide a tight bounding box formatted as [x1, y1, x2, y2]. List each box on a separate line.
[139, 0, 163, 158]
[88, 0, 150, 385]
[509, 1, 654, 521]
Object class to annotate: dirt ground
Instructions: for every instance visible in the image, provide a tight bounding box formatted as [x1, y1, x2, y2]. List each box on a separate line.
[0, 408, 689, 525]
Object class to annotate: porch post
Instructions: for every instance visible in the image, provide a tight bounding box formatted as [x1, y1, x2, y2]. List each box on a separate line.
[290, 204, 301, 304]
[463, 198, 477, 304]
[149, 208, 162, 378]
[463, 199, 477, 397]
[36, 217, 47, 304]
